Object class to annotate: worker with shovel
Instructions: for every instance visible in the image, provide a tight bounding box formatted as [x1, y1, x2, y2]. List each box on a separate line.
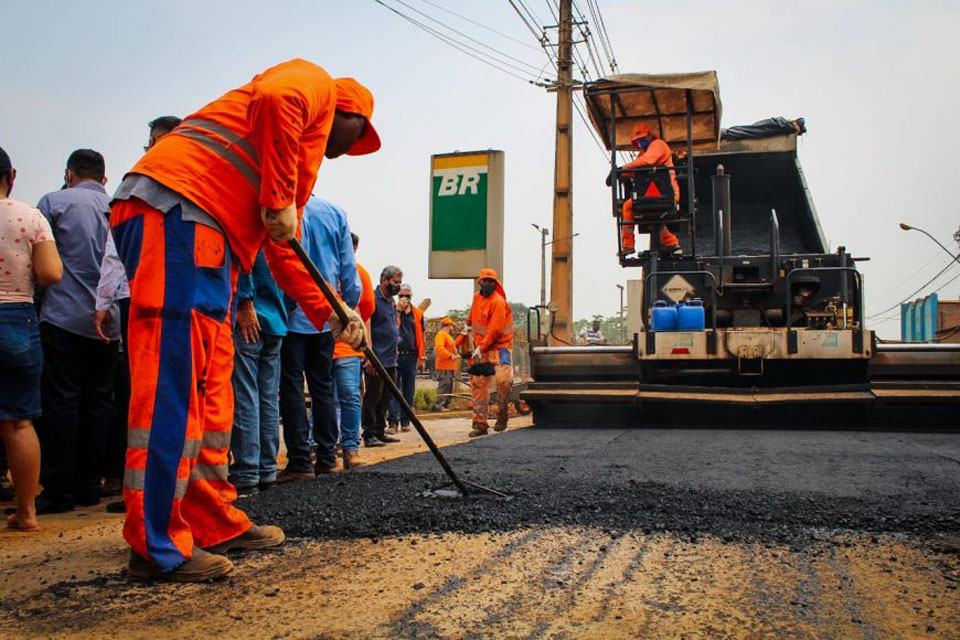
[109, 59, 378, 582]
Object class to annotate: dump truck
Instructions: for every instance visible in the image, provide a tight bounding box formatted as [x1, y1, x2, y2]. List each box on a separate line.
[522, 72, 960, 426]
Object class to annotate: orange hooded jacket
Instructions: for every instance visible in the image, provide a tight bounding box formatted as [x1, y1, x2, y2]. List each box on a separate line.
[468, 268, 514, 352]
[127, 58, 378, 331]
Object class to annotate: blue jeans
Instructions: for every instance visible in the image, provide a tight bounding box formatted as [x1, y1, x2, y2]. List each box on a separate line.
[230, 331, 283, 487]
[333, 357, 362, 452]
[389, 352, 418, 426]
[0, 303, 42, 421]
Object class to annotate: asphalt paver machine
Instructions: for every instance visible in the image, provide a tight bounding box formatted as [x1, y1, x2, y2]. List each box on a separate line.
[522, 72, 960, 425]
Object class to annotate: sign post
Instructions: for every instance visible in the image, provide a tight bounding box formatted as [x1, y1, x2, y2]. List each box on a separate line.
[428, 150, 504, 281]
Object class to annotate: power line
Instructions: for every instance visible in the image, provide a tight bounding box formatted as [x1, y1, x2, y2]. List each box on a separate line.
[414, 0, 544, 52]
[508, 0, 545, 43]
[866, 260, 959, 319]
[587, 0, 618, 72]
[390, 0, 546, 76]
[374, 0, 541, 84]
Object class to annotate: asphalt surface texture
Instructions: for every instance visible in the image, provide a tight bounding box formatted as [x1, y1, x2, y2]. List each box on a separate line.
[245, 428, 960, 546]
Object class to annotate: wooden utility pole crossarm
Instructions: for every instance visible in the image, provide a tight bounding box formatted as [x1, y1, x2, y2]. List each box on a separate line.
[548, 0, 574, 345]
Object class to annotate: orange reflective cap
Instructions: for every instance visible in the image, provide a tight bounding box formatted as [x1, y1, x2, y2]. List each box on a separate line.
[441, 317, 456, 327]
[476, 267, 507, 299]
[334, 78, 381, 155]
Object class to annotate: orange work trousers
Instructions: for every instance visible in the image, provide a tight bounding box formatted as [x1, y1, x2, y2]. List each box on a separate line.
[110, 198, 251, 572]
[470, 348, 514, 427]
[621, 199, 680, 251]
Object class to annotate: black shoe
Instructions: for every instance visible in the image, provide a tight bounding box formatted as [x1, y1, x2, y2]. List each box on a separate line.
[34, 495, 75, 515]
[106, 500, 126, 514]
[376, 433, 401, 444]
[363, 436, 387, 448]
[257, 481, 276, 492]
[233, 485, 259, 498]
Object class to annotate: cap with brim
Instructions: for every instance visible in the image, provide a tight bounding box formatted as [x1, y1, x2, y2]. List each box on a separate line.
[334, 77, 381, 156]
[441, 317, 456, 326]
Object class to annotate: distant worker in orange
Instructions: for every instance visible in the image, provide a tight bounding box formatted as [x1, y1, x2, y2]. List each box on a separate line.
[466, 269, 514, 437]
[432, 317, 462, 412]
[617, 123, 682, 258]
[109, 59, 378, 582]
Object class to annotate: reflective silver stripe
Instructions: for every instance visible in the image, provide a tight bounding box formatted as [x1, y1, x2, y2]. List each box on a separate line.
[202, 430, 232, 449]
[174, 128, 261, 192]
[180, 118, 260, 167]
[181, 438, 202, 460]
[124, 468, 145, 490]
[124, 468, 189, 499]
[190, 463, 229, 482]
[502, 326, 514, 334]
[128, 428, 151, 449]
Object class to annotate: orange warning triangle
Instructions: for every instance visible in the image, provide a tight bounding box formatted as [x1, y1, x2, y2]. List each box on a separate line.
[643, 181, 662, 197]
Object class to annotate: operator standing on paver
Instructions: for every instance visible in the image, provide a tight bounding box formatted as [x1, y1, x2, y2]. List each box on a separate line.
[466, 268, 513, 437]
[109, 58, 378, 582]
[617, 123, 682, 258]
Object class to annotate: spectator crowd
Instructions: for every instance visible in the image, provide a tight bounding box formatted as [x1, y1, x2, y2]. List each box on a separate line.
[0, 117, 516, 534]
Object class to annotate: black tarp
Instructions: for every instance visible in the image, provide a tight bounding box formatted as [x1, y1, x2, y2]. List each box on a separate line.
[721, 117, 806, 141]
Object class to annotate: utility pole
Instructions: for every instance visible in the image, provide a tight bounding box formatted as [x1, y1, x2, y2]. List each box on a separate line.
[548, 0, 574, 344]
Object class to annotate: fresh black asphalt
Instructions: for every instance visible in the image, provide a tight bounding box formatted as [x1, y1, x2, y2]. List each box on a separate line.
[244, 428, 960, 545]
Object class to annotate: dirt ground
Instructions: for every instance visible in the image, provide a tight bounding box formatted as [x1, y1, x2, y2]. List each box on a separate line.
[2, 417, 959, 639]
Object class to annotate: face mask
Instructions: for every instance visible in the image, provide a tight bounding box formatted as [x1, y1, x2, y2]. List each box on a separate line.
[386, 283, 401, 296]
[479, 282, 496, 297]
[636, 137, 651, 152]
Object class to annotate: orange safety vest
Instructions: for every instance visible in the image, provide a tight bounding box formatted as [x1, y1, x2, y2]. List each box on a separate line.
[397, 305, 425, 359]
[128, 58, 337, 272]
[334, 263, 375, 360]
[468, 290, 514, 351]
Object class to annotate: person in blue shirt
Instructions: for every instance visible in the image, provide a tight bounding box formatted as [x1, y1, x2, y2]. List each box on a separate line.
[361, 265, 404, 447]
[229, 251, 288, 494]
[34, 149, 120, 513]
[277, 197, 360, 479]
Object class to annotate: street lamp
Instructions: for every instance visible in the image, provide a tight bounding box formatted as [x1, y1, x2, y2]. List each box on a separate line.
[532, 224, 580, 310]
[899, 223, 960, 267]
[532, 223, 549, 309]
[616, 284, 625, 343]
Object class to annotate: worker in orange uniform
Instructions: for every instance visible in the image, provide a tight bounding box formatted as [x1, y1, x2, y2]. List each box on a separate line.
[466, 269, 514, 437]
[333, 232, 376, 469]
[108, 59, 378, 582]
[617, 123, 682, 258]
[432, 317, 462, 412]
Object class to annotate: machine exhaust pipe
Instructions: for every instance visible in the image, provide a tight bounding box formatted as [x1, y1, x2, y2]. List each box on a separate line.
[712, 164, 733, 256]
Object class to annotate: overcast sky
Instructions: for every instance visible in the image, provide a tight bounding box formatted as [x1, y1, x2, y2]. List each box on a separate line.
[5, 0, 958, 337]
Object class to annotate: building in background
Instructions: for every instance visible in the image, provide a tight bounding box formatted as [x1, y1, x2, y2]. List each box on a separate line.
[901, 294, 960, 343]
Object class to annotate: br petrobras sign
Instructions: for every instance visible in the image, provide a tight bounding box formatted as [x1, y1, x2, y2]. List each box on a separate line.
[428, 150, 504, 280]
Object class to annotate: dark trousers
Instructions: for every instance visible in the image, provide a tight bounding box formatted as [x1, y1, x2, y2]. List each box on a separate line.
[434, 370, 455, 410]
[389, 352, 418, 426]
[104, 297, 130, 480]
[362, 366, 397, 439]
[38, 322, 118, 505]
[279, 331, 336, 472]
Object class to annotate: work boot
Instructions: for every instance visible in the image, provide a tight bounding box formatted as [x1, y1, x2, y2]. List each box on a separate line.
[376, 432, 401, 443]
[400, 423, 411, 433]
[276, 469, 315, 484]
[386, 422, 399, 435]
[314, 460, 340, 474]
[493, 412, 508, 432]
[128, 548, 233, 582]
[468, 422, 489, 438]
[204, 524, 286, 554]
[363, 436, 387, 448]
[343, 450, 366, 469]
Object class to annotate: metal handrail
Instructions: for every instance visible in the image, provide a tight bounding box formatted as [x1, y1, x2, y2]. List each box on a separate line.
[784, 266, 864, 327]
[770, 209, 781, 284]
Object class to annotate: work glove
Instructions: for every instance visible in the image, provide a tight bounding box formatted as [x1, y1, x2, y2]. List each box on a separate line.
[330, 305, 365, 350]
[471, 347, 483, 362]
[260, 203, 298, 241]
